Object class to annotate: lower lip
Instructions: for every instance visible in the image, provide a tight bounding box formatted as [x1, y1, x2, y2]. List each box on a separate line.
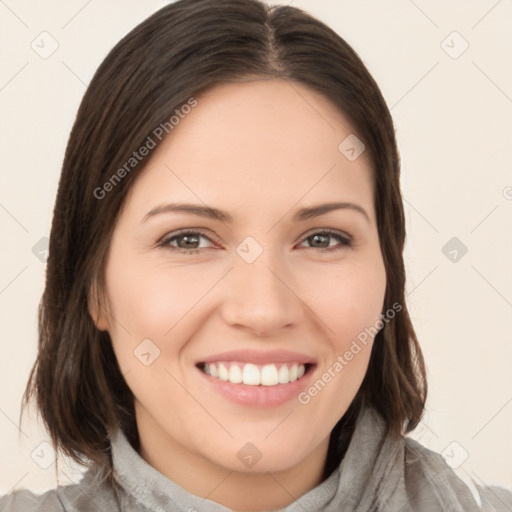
[197, 365, 316, 407]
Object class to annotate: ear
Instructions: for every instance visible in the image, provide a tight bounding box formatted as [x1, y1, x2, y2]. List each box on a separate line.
[88, 280, 110, 332]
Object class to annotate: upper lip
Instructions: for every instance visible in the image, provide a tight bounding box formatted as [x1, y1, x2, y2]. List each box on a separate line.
[197, 349, 316, 366]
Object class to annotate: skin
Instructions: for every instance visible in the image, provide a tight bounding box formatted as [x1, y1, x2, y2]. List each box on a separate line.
[90, 78, 387, 511]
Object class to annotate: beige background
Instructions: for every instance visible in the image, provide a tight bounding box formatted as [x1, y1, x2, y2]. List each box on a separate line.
[1, 0, 511, 496]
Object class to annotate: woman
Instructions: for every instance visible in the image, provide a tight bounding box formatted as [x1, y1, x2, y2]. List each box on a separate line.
[1, 0, 510, 510]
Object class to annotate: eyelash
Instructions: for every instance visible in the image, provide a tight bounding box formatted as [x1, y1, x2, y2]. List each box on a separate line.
[157, 229, 353, 255]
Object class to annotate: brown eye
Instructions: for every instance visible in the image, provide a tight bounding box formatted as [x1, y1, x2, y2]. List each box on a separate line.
[159, 231, 215, 254]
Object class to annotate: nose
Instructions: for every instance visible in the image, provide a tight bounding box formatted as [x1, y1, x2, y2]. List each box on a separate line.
[220, 250, 303, 337]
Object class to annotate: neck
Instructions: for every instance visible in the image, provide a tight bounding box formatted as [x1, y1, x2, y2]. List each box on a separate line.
[135, 408, 331, 511]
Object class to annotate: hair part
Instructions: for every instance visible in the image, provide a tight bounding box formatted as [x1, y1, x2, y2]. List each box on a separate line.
[22, 0, 427, 484]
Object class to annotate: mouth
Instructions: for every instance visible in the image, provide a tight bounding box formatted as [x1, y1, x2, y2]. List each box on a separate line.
[194, 349, 318, 407]
[196, 361, 316, 386]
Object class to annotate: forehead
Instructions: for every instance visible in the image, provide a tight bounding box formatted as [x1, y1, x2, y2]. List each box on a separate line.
[123, 79, 375, 223]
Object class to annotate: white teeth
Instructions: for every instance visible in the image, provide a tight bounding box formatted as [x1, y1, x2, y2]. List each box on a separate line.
[202, 362, 307, 386]
[278, 365, 289, 384]
[261, 364, 279, 386]
[218, 363, 229, 381]
[242, 363, 260, 385]
[229, 364, 243, 384]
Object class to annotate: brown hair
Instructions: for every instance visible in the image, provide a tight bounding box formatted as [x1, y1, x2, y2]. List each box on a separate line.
[22, 0, 427, 485]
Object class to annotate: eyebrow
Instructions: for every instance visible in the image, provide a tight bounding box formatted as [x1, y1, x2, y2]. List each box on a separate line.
[141, 201, 370, 224]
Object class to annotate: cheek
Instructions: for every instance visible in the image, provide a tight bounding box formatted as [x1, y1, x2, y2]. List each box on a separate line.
[310, 258, 386, 346]
[101, 255, 201, 415]
[105, 252, 217, 341]
[300, 270, 383, 422]
[303, 257, 385, 404]
[102, 252, 227, 393]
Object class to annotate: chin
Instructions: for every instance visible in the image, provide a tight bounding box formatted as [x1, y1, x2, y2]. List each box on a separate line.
[196, 435, 318, 475]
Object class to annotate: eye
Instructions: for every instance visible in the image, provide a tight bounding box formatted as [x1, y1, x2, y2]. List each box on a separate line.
[158, 230, 216, 255]
[298, 229, 353, 251]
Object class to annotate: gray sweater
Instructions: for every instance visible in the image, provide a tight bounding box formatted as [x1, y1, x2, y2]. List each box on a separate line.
[1, 405, 511, 511]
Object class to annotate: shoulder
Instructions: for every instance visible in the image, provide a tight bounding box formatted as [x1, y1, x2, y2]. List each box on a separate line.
[0, 488, 64, 512]
[0, 469, 119, 512]
[403, 436, 512, 511]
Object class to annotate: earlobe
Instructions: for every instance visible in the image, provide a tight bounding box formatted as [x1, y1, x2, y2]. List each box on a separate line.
[88, 282, 109, 332]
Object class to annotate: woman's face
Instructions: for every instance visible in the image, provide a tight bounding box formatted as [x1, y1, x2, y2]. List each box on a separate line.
[92, 79, 386, 479]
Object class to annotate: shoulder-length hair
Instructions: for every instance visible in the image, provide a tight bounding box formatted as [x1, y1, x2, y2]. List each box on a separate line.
[23, 0, 427, 483]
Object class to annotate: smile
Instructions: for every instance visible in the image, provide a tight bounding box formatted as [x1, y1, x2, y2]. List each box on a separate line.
[198, 361, 312, 386]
